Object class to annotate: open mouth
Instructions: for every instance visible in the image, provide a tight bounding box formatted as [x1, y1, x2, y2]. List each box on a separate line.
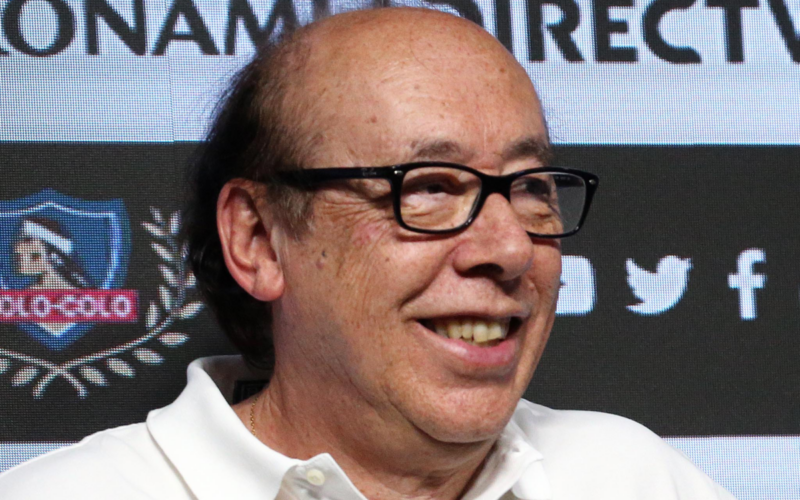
[418, 317, 522, 347]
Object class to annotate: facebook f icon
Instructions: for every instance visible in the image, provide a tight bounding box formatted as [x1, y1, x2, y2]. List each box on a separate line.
[727, 249, 766, 320]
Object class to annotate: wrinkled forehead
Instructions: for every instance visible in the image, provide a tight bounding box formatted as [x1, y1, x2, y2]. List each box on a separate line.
[284, 9, 545, 166]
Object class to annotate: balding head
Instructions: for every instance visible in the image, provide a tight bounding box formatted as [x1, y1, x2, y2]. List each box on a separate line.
[187, 7, 549, 369]
[283, 8, 544, 167]
[298, 7, 513, 66]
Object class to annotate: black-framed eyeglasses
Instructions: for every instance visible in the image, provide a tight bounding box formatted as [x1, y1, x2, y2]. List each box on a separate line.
[275, 162, 598, 238]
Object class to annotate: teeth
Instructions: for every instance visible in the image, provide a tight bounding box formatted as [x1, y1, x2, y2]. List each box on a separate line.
[430, 318, 511, 345]
[460, 320, 473, 340]
[473, 322, 488, 343]
[488, 323, 503, 341]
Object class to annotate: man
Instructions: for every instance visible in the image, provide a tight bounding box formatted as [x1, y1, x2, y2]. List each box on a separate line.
[0, 7, 735, 499]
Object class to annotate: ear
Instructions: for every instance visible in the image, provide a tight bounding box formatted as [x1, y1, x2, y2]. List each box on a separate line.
[217, 179, 285, 302]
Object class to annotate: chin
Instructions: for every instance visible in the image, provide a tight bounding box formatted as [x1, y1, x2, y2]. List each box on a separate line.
[409, 390, 520, 445]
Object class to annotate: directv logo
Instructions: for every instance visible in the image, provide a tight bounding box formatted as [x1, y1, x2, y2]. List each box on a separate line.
[626, 256, 692, 315]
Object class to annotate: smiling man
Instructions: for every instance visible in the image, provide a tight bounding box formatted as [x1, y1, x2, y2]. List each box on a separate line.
[0, 7, 735, 500]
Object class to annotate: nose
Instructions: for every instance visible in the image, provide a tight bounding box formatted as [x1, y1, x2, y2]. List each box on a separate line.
[452, 193, 535, 282]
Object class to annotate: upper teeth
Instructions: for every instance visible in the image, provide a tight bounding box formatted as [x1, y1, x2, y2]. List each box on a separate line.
[431, 319, 510, 344]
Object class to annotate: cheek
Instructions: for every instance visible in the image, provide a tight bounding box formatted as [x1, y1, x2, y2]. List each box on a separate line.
[529, 245, 562, 302]
[341, 226, 421, 316]
[310, 219, 401, 314]
[350, 222, 387, 250]
[352, 228, 450, 300]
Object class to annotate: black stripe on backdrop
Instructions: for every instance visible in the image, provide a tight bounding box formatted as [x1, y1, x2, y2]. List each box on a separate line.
[0, 143, 797, 440]
[530, 146, 800, 436]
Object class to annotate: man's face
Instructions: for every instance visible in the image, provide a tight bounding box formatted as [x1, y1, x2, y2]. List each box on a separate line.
[271, 13, 561, 445]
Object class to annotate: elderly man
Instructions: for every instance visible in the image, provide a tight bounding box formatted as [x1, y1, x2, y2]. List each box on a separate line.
[0, 7, 735, 500]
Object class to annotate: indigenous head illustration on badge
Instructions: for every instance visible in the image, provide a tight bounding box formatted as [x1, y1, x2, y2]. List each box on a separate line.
[13, 216, 92, 291]
[0, 190, 133, 350]
[0, 7, 736, 500]
[12, 216, 92, 336]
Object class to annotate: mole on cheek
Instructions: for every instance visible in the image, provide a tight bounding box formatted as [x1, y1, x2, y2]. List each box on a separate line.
[316, 249, 327, 269]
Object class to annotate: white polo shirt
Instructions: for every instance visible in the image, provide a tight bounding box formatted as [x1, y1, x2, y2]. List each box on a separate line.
[0, 356, 735, 500]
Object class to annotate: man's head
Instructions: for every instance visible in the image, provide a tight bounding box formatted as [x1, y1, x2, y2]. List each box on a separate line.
[189, 7, 568, 446]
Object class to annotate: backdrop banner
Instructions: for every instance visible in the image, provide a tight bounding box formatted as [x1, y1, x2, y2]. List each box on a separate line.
[1, 0, 798, 143]
[1, 144, 796, 440]
[1, 0, 798, 497]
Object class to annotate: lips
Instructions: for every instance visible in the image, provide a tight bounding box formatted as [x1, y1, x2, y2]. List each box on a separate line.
[415, 316, 523, 370]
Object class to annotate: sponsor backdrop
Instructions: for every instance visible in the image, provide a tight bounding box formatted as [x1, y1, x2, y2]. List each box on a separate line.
[0, 0, 798, 498]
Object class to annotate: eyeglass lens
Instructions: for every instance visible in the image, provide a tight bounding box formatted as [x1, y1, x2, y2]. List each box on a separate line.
[398, 167, 587, 235]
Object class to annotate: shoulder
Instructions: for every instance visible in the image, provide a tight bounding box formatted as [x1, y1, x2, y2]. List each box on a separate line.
[0, 423, 192, 500]
[511, 400, 735, 499]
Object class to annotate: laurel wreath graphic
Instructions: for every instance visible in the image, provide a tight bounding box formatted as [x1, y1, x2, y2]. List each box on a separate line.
[0, 208, 203, 399]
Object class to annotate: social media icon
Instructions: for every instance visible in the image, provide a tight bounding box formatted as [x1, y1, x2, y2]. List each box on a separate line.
[626, 256, 692, 315]
[556, 256, 595, 316]
[727, 248, 766, 320]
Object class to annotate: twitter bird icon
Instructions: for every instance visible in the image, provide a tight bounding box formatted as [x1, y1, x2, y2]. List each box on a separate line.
[626, 256, 692, 315]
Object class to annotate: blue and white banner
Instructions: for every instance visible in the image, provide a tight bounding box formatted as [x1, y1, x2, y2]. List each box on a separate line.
[1, 0, 798, 143]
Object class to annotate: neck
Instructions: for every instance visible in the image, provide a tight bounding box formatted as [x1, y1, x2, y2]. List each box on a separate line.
[234, 365, 497, 500]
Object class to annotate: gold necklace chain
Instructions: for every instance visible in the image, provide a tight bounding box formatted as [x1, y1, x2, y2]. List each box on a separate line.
[250, 393, 259, 436]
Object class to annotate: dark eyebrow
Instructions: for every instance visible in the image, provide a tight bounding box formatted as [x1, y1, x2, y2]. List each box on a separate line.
[501, 137, 554, 166]
[408, 139, 474, 163]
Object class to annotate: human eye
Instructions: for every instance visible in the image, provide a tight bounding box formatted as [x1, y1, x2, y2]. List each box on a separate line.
[512, 175, 556, 206]
[399, 168, 478, 231]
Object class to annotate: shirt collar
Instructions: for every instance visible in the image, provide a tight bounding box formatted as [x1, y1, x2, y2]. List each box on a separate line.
[464, 412, 551, 500]
[147, 355, 551, 500]
[147, 356, 295, 500]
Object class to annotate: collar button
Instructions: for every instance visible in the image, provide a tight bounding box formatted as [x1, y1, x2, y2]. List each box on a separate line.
[306, 468, 326, 486]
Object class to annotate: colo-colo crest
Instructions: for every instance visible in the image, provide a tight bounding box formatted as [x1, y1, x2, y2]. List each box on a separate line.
[0, 190, 203, 398]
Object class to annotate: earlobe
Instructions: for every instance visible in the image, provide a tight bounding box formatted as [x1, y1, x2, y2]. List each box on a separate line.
[217, 179, 285, 302]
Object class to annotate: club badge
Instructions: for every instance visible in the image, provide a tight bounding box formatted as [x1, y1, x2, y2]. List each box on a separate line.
[0, 190, 203, 398]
